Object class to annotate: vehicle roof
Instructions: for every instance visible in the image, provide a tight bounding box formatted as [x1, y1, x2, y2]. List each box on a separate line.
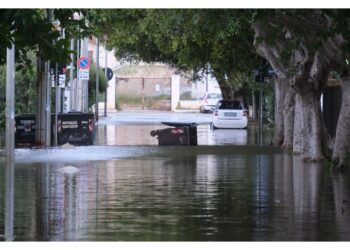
[217, 99, 241, 103]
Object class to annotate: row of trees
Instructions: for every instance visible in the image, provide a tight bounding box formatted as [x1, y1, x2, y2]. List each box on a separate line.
[2, 9, 350, 168]
[87, 9, 350, 168]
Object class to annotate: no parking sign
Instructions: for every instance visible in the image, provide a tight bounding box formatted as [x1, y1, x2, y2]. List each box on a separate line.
[78, 56, 90, 80]
[78, 56, 91, 69]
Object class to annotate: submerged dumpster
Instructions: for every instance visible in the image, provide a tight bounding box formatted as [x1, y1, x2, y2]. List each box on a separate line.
[15, 112, 95, 147]
[56, 112, 94, 146]
[150, 122, 198, 146]
[15, 114, 36, 147]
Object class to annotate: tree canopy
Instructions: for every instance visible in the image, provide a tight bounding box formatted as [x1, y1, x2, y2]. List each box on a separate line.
[0, 9, 92, 69]
[89, 9, 261, 99]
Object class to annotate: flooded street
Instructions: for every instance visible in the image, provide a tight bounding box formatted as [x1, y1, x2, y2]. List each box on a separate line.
[1, 111, 350, 241]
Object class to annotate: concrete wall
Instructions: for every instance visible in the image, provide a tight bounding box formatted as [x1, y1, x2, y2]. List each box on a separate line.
[171, 75, 180, 111]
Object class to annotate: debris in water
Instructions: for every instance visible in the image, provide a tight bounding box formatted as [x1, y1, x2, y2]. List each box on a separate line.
[60, 143, 75, 149]
[59, 165, 79, 175]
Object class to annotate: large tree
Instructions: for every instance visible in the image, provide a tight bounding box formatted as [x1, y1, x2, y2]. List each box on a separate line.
[89, 9, 260, 101]
[253, 10, 346, 162]
[91, 9, 350, 166]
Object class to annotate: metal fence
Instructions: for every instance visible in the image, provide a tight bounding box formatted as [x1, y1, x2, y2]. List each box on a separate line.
[116, 77, 172, 110]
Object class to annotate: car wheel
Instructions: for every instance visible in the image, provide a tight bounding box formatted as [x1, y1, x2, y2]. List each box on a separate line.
[211, 123, 217, 130]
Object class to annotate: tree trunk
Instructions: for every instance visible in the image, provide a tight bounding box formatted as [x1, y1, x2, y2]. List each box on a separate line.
[282, 84, 296, 148]
[293, 94, 304, 154]
[332, 77, 350, 168]
[35, 56, 46, 147]
[220, 84, 235, 100]
[252, 89, 257, 120]
[272, 77, 285, 146]
[298, 88, 324, 161]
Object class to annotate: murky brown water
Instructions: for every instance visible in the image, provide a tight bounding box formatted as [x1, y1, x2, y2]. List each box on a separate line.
[0, 113, 350, 241]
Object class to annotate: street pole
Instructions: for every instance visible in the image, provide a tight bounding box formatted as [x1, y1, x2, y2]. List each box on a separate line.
[70, 38, 74, 111]
[54, 63, 59, 146]
[259, 76, 263, 146]
[45, 60, 51, 147]
[142, 78, 145, 110]
[5, 42, 15, 241]
[95, 38, 100, 122]
[45, 9, 53, 148]
[76, 38, 80, 111]
[61, 29, 65, 113]
[5, 42, 15, 162]
[104, 48, 108, 116]
[206, 65, 209, 92]
[82, 38, 89, 113]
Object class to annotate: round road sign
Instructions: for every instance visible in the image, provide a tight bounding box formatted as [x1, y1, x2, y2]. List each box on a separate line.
[78, 56, 91, 70]
[103, 67, 114, 81]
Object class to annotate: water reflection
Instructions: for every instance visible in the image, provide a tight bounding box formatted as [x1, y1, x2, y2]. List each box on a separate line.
[32, 162, 98, 241]
[96, 124, 250, 146]
[331, 170, 350, 240]
[1, 147, 350, 240]
[4, 160, 15, 241]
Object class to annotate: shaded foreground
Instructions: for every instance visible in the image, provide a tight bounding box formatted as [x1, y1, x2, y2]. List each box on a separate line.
[1, 144, 350, 241]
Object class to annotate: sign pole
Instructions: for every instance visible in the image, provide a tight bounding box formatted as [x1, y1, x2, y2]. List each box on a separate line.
[104, 48, 108, 116]
[76, 38, 80, 111]
[69, 38, 74, 112]
[5, 42, 15, 241]
[82, 38, 88, 113]
[54, 63, 59, 146]
[95, 38, 99, 121]
[5, 44, 15, 162]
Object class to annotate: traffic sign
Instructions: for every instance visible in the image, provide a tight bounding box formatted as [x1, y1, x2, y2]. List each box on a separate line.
[78, 56, 91, 70]
[103, 67, 114, 81]
[78, 69, 90, 80]
[59, 74, 66, 88]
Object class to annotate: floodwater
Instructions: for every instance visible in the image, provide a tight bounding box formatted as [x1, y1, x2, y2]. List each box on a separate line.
[0, 111, 350, 241]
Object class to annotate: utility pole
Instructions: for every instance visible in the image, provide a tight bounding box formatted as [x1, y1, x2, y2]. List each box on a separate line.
[69, 38, 74, 111]
[82, 38, 89, 113]
[76, 38, 80, 111]
[45, 59, 52, 147]
[141, 78, 145, 110]
[74, 11, 81, 112]
[45, 9, 53, 147]
[104, 48, 108, 116]
[5, 41, 15, 241]
[5, 41, 15, 162]
[206, 64, 209, 92]
[54, 62, 59, 146]
[95, 38, 100, 121]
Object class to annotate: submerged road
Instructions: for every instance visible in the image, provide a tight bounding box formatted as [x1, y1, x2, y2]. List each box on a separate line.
[97, 110, 213, 125]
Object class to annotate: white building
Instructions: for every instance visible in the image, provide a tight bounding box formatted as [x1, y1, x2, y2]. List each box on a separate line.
[88, 37, 118, 112]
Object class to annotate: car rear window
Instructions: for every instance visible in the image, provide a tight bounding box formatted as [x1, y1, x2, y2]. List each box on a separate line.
[218, 101, 243, 110]
[207, 93, 222, 99]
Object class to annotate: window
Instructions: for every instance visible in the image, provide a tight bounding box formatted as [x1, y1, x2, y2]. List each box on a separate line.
[207, 93, 222, 99]
[218, 101, 242, 110]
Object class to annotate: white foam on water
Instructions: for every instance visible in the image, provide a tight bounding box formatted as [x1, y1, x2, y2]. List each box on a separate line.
[14, 145, 158, 163]
[59, 165, 80, 175]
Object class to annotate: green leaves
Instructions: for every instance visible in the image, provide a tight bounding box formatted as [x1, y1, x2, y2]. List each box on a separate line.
[0, 9, 94, 70]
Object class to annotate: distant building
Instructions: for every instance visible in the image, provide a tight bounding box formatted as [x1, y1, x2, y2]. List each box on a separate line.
[87, 37, 221, 111]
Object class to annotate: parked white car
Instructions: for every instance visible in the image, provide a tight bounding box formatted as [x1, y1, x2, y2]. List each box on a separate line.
[212, 100, 248, 129]
[199, 92, 223, 113]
